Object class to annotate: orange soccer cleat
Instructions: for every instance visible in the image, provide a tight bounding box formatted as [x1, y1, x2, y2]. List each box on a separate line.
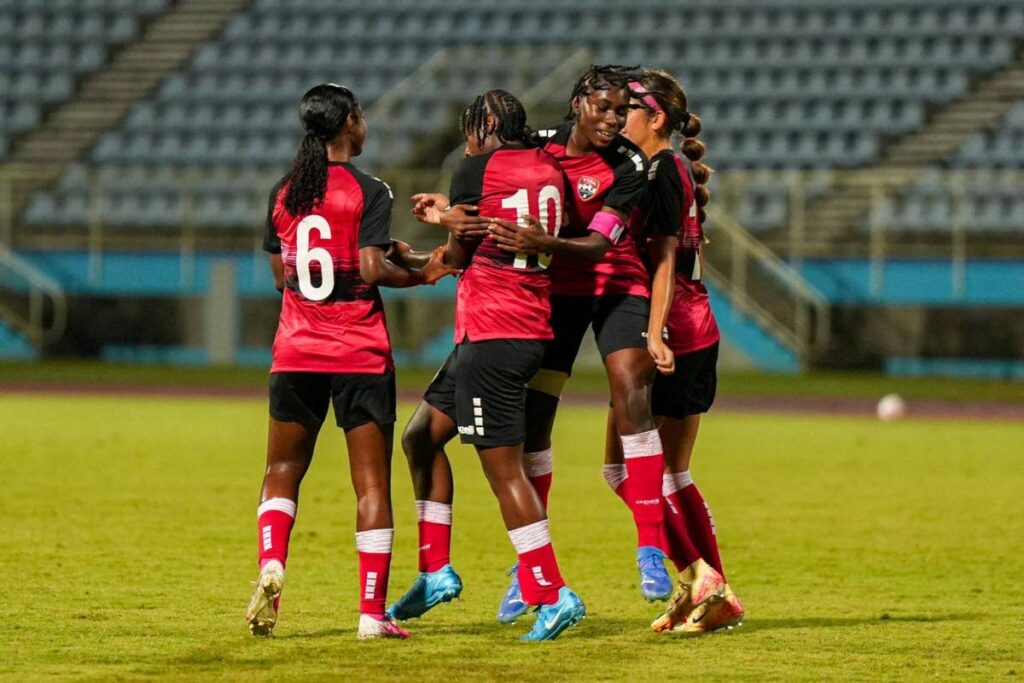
[672, 584, 745, 635]
[650, 558, 726, 633]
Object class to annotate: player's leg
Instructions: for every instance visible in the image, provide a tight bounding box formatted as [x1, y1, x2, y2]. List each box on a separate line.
[596, 295, 671, 601]
[334, 371, 409, 640]
[388, 352, 462, 621]
[499, 298, 591, 620]
[460, 339, 585, 640]
[247, 373, 329, 636]
[652, 342, 740, 634]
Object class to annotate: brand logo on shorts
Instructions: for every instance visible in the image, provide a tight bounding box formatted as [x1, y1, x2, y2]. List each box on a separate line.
[458, 425, 475, 436]
[577, 175, 600, 201]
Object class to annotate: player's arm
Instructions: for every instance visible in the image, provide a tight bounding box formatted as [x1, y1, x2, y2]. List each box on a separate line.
[487, 207, 624, 264]
[262, 179, 286, 293]
[360, 245, 453, 287]
[646, 234, 677, 375]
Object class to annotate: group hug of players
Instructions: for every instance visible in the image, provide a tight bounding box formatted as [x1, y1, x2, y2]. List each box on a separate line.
[246, 64, 744, 642]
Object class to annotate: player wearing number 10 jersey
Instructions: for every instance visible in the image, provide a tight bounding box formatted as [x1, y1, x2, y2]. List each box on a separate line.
[247, 84, 453, 641]
[390, 90, 585, 641]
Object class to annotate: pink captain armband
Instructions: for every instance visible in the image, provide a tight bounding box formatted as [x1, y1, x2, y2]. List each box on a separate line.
[587, 210, 627, 244]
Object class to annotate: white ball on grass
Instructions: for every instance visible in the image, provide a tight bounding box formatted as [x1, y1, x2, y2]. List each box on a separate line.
[877, 393, 906, 421]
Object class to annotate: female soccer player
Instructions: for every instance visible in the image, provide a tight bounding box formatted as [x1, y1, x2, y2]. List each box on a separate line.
[388, 89, 586, 642]
[488, 65, 674, 618]
[246, 83, 454, 640]
[617, 69, 744, 634]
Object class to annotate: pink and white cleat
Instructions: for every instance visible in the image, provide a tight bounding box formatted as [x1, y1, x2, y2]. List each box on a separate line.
[357, 613, 411, 640]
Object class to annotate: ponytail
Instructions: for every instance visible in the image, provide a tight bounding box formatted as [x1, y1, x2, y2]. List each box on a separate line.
[283, 83, 359, 217]
[679, 113, 713, 227]
[284, 132, 330, 216]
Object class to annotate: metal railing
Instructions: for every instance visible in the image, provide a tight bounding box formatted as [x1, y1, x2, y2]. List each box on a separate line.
[703, 205, 831, 366]
[0, 246, 67, 349]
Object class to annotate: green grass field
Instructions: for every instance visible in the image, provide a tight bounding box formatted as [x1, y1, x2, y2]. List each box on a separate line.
[3, 390, 1024, 680]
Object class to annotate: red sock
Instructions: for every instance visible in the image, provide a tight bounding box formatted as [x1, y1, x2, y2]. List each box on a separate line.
[662, 476, 703, 572]
[675, 472, 725, 578]
[416, 500, 452, 572]
[524, 449, 553, 510]
[257, 498, 296, 568]
[621, 430, 666, 549]
[356, 528, 394, 617]
[508, 520, 565, 606]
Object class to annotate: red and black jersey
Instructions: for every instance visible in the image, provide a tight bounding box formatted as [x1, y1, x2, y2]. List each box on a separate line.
[634, 149, 720, 355]
[263, 162, 394, 374]
[538, 122, 649, 298]
[448, 145, 569, 342]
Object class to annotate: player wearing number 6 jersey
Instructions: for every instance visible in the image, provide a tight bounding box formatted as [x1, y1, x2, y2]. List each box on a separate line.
[247, 84, 454, 640]
[390, 90, 585, 641]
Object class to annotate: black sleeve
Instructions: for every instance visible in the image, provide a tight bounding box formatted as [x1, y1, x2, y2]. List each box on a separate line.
[358, 177, 394, 250]
[602, 141, 648, 215]
[262, 178, 286, 254]
[643, 156, 685, 237]
[448, 154, 488, 206]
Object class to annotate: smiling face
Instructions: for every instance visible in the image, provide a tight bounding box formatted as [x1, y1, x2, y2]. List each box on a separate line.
[622, 96, 668, 151]
[573, 87, 630, 149]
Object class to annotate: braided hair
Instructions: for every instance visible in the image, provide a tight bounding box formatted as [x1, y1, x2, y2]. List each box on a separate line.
[631, 69, 712, 225]
[460, 89, 535, 147]
[565, 64, 641, 121]
[284, 83, 359, 216]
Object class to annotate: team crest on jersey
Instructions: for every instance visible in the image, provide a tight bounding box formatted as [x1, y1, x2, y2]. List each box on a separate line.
[577, 176, 600, 201]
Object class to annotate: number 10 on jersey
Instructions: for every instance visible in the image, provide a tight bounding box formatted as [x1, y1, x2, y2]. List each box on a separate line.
[500, 185, 562, 270]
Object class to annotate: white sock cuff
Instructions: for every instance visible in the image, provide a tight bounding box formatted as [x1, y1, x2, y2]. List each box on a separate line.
[674, 470, 694, 489]
[620, 429, 663, 459]
[355, 528, 394, 554]
[523, 448, 554, 477]
[603, 463, 628, 491]
[257, 497, 296, 519]
[507, 519, 551, 554]
[415, 500, 452, 525]
[662, 473, 679, 496]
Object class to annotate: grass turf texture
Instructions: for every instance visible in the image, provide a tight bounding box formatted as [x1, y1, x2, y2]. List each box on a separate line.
[3, 393, 1023, 680]
[3, 359, 1024, 403]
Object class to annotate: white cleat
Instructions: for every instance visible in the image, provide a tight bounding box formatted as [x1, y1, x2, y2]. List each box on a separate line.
[357, 613, 411, 640]
[246, 559, 284, 637]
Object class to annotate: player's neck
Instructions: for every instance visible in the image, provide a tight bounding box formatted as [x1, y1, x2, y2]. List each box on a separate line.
[566, 124, 596, 156]
[326, 141, 354, 163]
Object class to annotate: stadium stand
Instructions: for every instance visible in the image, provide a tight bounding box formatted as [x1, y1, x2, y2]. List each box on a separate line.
[13, 0, 1024, 232]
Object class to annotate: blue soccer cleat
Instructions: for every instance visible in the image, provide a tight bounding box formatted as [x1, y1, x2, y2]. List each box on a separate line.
[521, 586, 586, 641]
[637, 546, 673, 602]
[385, 564, 463, 621]
[497, 562, 529, 624]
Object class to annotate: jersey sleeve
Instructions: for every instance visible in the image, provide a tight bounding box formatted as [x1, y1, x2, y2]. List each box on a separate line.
[262, 179, 286, 254]
[358, 177, 394, 250]
[643, 156, 686, 238]
[603, 141, 648, 215]
[448, 154, 488, 206]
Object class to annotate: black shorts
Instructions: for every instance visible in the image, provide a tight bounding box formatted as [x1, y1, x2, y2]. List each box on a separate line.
[542, 294, 650, 375]
[424, 339, 545, 448]
[651, 342, 719, 418]
[269, 371, 396, 432]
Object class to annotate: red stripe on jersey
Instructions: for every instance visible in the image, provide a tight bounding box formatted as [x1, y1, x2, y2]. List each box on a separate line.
[269, 165, 393, 373]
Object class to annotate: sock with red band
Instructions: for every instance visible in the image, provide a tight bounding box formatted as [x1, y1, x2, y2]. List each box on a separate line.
[257, 497, 296, 569]
[672, 470, 725, 578]
[416, 500, 452, 573]
[508, 519, 564, 606]
[524, 448, 553, 510]
[356, 528, 394, 618]
[661, 474, 703, 572]
[621, 430, 666, 549]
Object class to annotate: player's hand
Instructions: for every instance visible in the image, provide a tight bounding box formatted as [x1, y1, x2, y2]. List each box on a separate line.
[488, 216, 549, 255]
[411, 193, 450, 225]
[438, 204, 491, 240]
[420, 246, 460, 285]
[648, 334, 675, 375]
